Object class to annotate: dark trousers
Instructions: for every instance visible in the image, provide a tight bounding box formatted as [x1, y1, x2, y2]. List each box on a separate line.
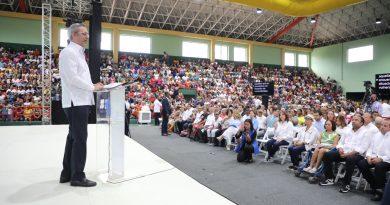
[288, 145, 306, 166]
[266, 139, 289, 158]
[323, 150, 363, 185]
[357, 160, 390, 190]
[237, 144, 254, 162]
[161, 114, 168, 135]
[154, 112, 160, 126]
[381, 177, 390, 205]
[61, 105, 90, 181]
[175, 120, 183, 133]
[125, 111, 130, 137]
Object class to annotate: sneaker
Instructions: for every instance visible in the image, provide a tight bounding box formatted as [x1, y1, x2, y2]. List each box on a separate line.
[226, 145, 231, 151]
[303, 167, 312, 172]
[319, 179, 334, 186]
[264, 157, 273, 163]
[339, 184, 350, 193]
[308, 168, 317, 174]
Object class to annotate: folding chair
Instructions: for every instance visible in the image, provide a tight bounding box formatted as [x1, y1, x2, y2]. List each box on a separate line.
[335, 161, 363, 189]
[256, 127, 274, 154]
[278, 142, 292, 165]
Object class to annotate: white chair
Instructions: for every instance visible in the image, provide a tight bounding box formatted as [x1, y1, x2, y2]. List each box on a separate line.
[257, 127, 274, 154]
[277, 141, 292, 165]
[335, 162, 363, 189]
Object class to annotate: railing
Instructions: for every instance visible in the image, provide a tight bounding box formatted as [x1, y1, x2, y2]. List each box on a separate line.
[0, 105, 49, 122]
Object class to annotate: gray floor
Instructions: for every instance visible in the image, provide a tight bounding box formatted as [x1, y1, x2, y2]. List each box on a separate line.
[130, 125, 380, 205]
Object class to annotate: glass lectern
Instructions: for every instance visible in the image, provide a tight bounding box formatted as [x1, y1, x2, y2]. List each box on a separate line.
[95, 86, 126, 183]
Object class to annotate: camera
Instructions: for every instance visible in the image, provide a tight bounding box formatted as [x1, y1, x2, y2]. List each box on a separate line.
[363, 81, 372, 87]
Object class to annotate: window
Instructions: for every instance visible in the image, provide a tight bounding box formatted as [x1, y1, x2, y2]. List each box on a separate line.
[348, 45, 373, 63]
[284, 52, 295, 66]
[182, 41, 209, 58]
[234, 47, 247, 62]
[120, 35, 151, 53]
[298, 54, 308, 67]
[60, 29, 112, 50]
[60, 28, 68, 47]
[215, 44, 228, 60]
[101, 32, 112, 50]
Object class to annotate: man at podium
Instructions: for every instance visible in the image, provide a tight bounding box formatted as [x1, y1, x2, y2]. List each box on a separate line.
[59, 23, 104, 187]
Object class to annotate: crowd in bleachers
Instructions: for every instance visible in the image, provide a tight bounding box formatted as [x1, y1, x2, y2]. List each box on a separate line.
[0, 46, 46, 122]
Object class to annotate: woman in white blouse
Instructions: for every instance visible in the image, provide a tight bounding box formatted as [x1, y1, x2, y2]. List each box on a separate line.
[335, 115, 348, 138]
[265, 111, 294, 162]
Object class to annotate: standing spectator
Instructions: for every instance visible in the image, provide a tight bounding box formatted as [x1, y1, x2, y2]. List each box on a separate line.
[153, 93, 162, 126]
[161, 92, 171, 136]
[365, 93, 383, 114]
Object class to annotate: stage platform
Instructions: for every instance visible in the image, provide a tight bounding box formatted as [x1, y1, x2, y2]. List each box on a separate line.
[0, 125, 235, 205]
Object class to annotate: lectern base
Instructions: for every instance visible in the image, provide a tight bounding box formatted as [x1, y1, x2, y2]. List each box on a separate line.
[96, 172, 131, 184]
[96, 170, 153, 184]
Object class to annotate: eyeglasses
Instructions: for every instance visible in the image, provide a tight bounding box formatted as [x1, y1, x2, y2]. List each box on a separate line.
[78, 32, 89, 37]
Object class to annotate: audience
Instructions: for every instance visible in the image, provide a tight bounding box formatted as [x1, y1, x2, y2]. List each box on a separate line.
[1, 46, 389, 202]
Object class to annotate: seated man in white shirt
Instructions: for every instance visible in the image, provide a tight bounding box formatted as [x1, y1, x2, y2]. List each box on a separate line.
[175, 104, 193, 133]
[319, 114, 371, 193]
[288, 114, 319, 170]
[201, 106, 216, 143]
[357, 118, 390, 201]
[363, 112, 380, 137]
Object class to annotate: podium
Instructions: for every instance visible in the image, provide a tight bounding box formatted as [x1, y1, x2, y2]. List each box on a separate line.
[95, 86, 127, 183]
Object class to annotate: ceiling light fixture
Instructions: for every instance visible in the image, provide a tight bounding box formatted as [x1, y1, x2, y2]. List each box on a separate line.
[310, 17, 316, 24]
[256, 8, 262, 14]
[376, 18, 382, 24]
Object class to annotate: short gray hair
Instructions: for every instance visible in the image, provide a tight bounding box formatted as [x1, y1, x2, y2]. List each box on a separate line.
[67, 23, 86, 41]
[375, 116, 383, 126]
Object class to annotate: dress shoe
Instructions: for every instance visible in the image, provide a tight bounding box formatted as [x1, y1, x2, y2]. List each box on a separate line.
[59, 177, 70, 183]
[70, 178, 97, 187]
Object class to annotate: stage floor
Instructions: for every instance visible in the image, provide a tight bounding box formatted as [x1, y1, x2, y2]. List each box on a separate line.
[0, 125, 234, 205]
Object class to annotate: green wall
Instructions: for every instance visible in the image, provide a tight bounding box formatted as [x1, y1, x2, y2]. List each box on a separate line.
[0, 16, 41, 45]
[311, 34, 390, 93]
[253, 45, 281, 65]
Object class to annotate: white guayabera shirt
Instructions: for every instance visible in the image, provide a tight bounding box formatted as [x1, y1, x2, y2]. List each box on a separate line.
[59, 42, 94, 108]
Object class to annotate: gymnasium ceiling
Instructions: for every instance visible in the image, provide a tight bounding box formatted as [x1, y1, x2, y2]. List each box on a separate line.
[1, 0, 390, 48]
